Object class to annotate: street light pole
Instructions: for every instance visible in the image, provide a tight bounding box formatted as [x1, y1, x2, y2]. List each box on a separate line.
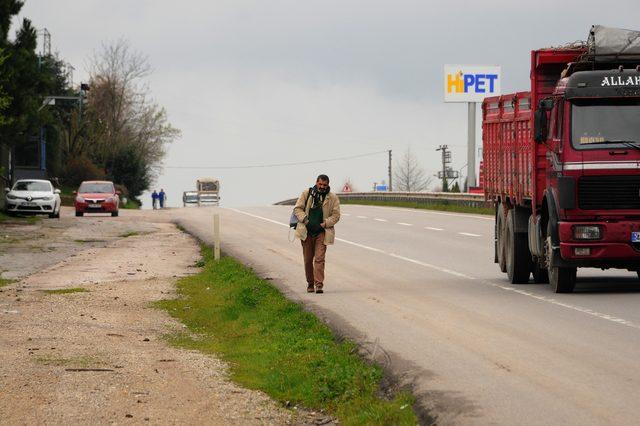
[388, 149, 392, 192]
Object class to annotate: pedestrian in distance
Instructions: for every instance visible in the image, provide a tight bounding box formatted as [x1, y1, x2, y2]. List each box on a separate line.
[152, 190, 159, 210]
[159, 189, 166, 209]
[293, 174, 340, 293]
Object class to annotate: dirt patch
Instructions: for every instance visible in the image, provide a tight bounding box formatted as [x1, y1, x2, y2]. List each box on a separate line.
[0, 213, 292, 424]
[0, 208, 157, 281]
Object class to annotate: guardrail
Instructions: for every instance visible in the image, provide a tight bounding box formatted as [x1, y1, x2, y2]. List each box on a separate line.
[275, 191, 489, 208]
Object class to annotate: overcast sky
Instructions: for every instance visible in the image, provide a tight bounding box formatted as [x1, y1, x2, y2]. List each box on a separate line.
[15, 0, 640, 206]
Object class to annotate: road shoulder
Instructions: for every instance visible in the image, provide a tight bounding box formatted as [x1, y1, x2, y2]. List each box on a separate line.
[0, 216, 291, 424]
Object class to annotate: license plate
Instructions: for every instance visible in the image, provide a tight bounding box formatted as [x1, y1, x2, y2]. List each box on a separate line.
[88, 203, 101, 208]
[632, 232, 640, 243]
[22, 202, 37, 207]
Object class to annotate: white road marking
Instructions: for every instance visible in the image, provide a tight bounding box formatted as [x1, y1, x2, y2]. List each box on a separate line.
[357, 215, 368, 219]
[228, 208, 640, 332]
[486, 281, 640, 331]
[347, 204, 493, 221]
[374, 218, 388, 222]
[228, 208, 288, 227]
[388, 253, 475, 279]
[342, 213, 351, 216]
[425, 227, 444, 231]
[458, 232, 482, 237]
[397, 222, 412, 226]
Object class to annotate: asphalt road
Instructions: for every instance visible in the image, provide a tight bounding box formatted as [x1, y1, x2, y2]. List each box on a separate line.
[172, 204, 640, 425]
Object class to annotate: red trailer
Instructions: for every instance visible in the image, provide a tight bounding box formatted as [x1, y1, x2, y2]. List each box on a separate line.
[483, 26, 640, 292]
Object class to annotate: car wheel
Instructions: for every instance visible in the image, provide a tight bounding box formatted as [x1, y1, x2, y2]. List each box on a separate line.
[75, 211, 83, 217]
[111, 210, 119, 217]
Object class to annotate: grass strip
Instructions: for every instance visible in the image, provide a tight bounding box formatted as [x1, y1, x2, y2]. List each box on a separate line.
[43, 287, 88, 294]
[156, 247, 417, 425]
[119, 230, 141, 238]
[0, 277, 16, 288]
[340, 198, 494, 216]
[0, 211, 40, 223]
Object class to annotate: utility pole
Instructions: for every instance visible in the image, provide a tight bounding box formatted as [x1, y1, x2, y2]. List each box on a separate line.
[436, 145, 451, 192]
[388, 149, 392, 192]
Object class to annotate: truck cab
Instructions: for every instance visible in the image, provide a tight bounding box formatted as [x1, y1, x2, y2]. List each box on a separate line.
[535, 69, 640, 289]
[196, 178, 220, 206]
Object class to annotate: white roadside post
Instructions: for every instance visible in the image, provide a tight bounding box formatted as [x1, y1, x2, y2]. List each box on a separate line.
[444, 65, 501, 190]
[213, 213, 221, 260]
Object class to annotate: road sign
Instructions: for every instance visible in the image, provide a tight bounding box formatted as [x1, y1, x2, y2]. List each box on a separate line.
[375, 185, 388, 192]
[342, 183, 352, 192]
[444, 65, 501, 103]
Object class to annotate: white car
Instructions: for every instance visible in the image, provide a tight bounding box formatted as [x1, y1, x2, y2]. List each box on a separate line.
[4, 179, 61, 218]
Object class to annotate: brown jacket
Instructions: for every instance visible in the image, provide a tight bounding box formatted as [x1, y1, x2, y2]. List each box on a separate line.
[293, 189, 340, 245]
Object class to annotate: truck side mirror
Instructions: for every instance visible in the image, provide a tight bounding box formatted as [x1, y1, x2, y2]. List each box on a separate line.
[534, 99, 552, 142]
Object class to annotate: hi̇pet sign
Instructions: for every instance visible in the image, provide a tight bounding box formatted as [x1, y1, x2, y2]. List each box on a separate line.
[444, 65, 501, 102]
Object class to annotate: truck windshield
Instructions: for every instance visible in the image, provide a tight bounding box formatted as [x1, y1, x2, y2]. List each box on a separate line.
[571, 99, 640, 150]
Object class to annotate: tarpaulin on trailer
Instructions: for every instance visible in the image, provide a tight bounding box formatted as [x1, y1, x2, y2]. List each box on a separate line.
[588, 25, 640, 61]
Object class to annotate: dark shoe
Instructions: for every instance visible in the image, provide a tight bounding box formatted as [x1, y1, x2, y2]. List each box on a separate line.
[315, 286, 324, 294]
[307, 285, 315, 293]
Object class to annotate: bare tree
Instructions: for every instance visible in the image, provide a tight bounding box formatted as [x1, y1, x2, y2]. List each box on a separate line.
[69, 39, 180, 197]
[394, 146, 431, 192]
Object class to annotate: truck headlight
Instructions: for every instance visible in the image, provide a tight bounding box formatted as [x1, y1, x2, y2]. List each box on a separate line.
[573, 225, 601, 240]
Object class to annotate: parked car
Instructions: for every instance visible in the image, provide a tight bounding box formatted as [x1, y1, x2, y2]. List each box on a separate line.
[74, 180, 120, 217]
[4, 179, 61, 218]
[182, 191, 198, 207]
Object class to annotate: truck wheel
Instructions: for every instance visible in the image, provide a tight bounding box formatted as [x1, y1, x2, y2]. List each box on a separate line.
[546, 222, 576, 293]
[505, 209, 531, 284]
[496, 202, 507, 273]
[75, 211, 83, 217]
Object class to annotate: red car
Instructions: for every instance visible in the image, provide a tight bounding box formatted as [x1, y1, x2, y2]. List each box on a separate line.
[74, 180, 120, 217]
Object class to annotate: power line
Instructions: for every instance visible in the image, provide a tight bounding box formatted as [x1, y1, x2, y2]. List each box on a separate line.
[164, 150, 388, 170]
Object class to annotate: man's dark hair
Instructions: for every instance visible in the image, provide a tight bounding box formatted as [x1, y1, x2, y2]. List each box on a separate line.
[317, 174, 330, 183]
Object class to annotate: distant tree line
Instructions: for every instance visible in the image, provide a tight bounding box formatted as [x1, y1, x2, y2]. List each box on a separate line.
[0, 0, 179, 200]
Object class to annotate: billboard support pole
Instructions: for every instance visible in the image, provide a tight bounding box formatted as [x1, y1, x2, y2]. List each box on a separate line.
[467, 102, 477, 190]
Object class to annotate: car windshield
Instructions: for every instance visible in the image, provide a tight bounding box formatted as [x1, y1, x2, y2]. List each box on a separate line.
[572, 99, 640, 149]
[78, 182, 114, 193]
[198, 181, 218, 191]
[13, 181, 51, 192]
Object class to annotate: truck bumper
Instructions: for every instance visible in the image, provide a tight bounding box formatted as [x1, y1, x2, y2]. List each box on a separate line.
[557, 221, 640, 269]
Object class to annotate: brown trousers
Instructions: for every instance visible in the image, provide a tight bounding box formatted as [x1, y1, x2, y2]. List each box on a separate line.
[301, 233, 327, 288]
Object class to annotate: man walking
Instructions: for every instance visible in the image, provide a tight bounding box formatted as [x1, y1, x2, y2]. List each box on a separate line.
[151, 190, 159, 210]
[293, 174, 340, 293]
[159, 189, 166, 209]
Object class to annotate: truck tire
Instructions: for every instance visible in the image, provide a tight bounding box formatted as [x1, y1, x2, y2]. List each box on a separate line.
[505, 209, 531, 284]
[496, 202, 507, 273]
[546, 222, 576, 293]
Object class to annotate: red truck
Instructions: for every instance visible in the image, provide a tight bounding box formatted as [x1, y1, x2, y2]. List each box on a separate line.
[483, 26, 640, 293]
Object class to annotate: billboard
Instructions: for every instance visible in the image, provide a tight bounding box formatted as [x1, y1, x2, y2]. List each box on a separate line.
[444, 65, 501, 102]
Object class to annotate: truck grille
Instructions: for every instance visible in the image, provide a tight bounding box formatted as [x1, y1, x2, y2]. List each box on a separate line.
[578, 175, 640, 210]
